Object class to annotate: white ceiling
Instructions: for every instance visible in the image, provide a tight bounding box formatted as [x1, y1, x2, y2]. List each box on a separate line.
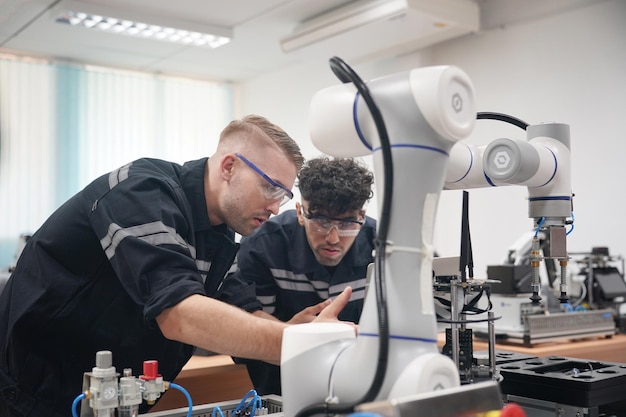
[0, 0, 600, 82]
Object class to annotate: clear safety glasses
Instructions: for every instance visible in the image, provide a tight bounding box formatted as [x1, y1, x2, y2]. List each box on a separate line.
[235, 153, 294, 206]
[302, 209, 364, 237]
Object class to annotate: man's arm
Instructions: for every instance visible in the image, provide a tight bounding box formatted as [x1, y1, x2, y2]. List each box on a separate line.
[156, 287, 353, 365]
[252, 309, 279, 321]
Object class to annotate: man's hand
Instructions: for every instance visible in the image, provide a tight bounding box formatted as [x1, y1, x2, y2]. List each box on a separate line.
[313, 286, 356, 330]
[287, 299, 332, 324]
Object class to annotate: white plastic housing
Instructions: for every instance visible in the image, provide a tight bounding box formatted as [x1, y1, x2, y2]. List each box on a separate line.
[308, 65, 475, 158]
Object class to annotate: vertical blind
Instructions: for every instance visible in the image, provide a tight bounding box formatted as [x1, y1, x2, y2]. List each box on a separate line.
[0, 55, 233, 268]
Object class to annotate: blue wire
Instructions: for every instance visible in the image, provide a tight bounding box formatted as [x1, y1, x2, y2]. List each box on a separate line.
[566, 211, 575, 236]
[233, 389, 260, 416]
[534, 217, 545, 238]
[212, 405, 225, 417]
[249, 390, 261, 417]
[169, 382, 193, 417]
[236, 389, 256, 410]
[71, 392, 87, 417]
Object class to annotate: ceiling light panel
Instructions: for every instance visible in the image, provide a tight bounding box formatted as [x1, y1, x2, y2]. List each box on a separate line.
[52, 0, 232, 49]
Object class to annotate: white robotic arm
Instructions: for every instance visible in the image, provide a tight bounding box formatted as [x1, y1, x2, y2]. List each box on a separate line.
[445, 121, 573, 301]
[445, 122, 572, 223]
[281, 59, 572, 416]
[282, 64, 476, 417]
[309, 65, 475, 157]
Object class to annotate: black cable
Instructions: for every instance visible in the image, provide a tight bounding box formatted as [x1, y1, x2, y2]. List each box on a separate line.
[467, 223, 474, 279]
[459, 191, 472, 282]
[295, 56, 393, 417]
[476, 112, 529, 130]
[434, 288, 492, 315]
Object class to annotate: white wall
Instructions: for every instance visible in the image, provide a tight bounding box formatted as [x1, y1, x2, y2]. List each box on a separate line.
[239, 0, 626, 279]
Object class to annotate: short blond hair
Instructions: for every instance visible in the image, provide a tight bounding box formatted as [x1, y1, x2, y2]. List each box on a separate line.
[219, 115, 304, 171]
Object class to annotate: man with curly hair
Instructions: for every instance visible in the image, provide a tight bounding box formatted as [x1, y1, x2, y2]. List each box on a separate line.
[219, 156, 376, 395]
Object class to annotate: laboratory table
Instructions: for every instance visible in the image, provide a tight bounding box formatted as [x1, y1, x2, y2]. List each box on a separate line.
[471, 333, 626, 363]
[150, 334, 626, 411]
[148, 354, 252, 412]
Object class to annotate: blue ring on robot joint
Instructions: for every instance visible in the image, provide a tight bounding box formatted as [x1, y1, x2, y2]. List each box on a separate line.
[536, 146, 558, 188]
[448, 143, 474, 184]
[528, 196, 571, 202]
[484, 173, 496, 187]
[353, 92, 374, 151]
[358, 332, 438, 344]
[372, 143, 449, 156]
[352, 92, 450, 157]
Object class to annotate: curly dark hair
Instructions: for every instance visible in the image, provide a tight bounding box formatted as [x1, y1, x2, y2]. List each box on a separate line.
[298, 156, 374, 216]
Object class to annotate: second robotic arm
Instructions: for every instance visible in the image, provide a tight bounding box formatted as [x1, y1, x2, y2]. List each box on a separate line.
[445, 121, 573, 302]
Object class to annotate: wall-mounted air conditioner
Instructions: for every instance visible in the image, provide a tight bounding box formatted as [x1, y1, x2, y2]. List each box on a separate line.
[280, 0, 480, 61]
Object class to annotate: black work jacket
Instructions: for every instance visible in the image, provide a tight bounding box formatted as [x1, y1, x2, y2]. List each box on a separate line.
[219, 209, 376, 395]
[0, 158, 238, 417]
